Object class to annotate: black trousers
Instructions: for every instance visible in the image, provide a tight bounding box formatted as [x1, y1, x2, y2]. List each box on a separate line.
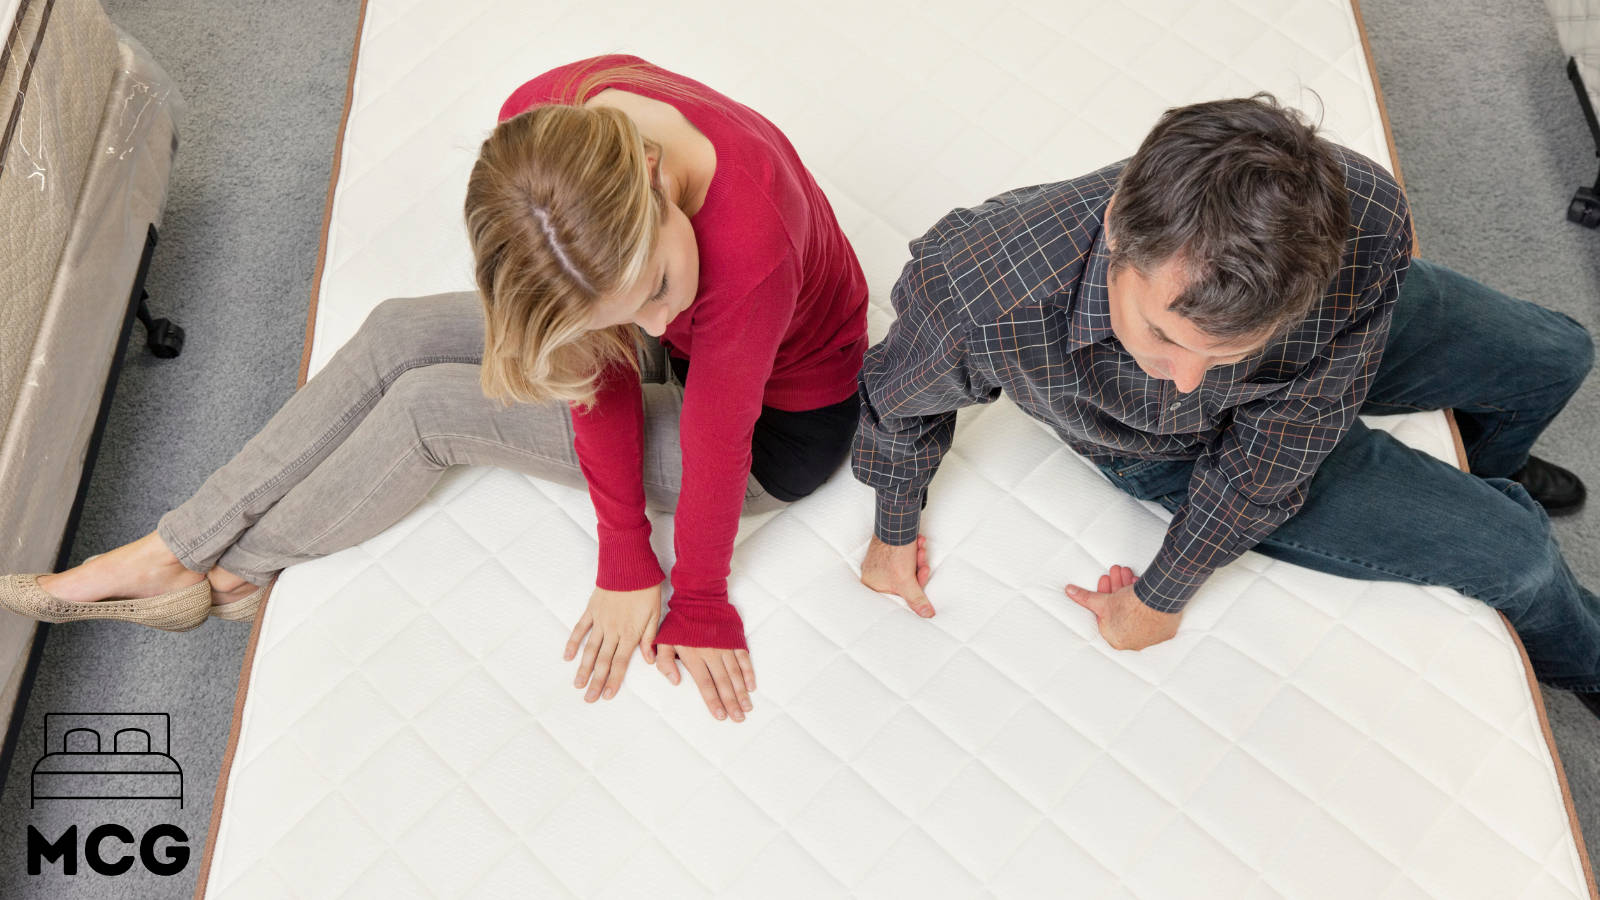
[669, 354, 859, 502]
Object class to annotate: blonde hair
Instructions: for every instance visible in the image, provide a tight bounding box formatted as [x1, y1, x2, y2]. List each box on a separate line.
[464, 59, 711, 410]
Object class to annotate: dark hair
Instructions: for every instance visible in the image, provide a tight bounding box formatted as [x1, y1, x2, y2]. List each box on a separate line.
[1106, 92, 1349, 343]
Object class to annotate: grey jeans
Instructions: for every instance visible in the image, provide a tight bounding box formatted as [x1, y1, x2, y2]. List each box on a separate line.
[156, 291, 788, 587]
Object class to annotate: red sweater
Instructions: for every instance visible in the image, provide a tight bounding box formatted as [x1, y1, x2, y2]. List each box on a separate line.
[498, 55, 868, 651]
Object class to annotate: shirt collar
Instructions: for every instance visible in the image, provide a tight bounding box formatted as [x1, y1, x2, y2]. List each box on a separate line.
[1069, 221, 1116, 348]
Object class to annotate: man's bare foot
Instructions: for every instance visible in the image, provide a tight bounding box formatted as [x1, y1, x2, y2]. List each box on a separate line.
[35, 531, 207, 604]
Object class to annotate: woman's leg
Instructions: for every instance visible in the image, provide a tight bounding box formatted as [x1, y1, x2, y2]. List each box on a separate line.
[155, 292, 489, 577]
[211, 362, 782, 584]
[38, 292, 487, 605]
[40, 290, 780, 603]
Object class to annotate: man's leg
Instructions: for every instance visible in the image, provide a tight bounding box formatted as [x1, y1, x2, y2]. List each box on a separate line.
[1248, 421, 1600, 690]
[1094, 257, 1600, 687]
[1097, 420, 1600, 690]
[1359, 258, 1594, 484]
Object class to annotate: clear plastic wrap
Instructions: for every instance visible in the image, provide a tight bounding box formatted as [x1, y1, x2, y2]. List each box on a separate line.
[0, 0, 184, 574]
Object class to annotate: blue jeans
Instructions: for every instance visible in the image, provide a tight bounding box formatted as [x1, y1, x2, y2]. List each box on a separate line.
[1094, 258, 1600, 691]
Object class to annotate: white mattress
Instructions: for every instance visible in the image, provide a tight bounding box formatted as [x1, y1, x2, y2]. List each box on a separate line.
[199, 1, 1596, 897]
[1549, 0, 1600, 117]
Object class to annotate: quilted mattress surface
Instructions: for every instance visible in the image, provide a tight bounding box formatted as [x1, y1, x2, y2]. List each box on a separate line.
[201, 0, 1595, 897]
[1549, 0, 1600, 117]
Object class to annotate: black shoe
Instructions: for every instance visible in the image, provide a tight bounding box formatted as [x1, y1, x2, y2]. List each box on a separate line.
[1574, 689, 1600, 723]
[1510, 455, 1586, 517]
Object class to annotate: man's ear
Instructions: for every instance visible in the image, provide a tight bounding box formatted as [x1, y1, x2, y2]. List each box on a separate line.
[1103, 191, 1117, 249]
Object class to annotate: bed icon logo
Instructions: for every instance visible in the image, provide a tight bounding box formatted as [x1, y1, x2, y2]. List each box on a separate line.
[29, 712, 184, 809]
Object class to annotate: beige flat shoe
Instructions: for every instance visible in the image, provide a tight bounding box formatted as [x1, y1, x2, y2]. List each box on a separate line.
[210, 581, 268, 621]
[83, 552, 267, 622]
[0, 569, 212, 631]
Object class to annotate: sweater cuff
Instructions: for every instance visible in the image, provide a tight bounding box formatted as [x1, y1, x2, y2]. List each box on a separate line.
[652, 600, 748, 652]
[595, 523, 665, 592]
[873, 490, 925, 546]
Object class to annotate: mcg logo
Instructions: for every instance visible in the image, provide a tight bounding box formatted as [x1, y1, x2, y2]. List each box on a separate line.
[25, 712, 191, 877]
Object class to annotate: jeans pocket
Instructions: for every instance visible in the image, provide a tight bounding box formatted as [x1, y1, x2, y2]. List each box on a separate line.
[1101, 455, 1197, 503]
[1113, 458, 1165, 478]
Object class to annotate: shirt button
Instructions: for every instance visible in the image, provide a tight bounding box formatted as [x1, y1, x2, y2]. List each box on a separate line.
[1169, 401, 1181, 411]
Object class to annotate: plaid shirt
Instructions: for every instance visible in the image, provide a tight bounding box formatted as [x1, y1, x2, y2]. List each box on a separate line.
[852, 144, 1413, 613]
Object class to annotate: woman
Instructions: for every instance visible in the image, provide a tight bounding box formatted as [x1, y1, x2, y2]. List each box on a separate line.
[0, 54, 869, 724]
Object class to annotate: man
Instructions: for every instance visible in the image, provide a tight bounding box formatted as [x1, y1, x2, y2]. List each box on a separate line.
[852, 94, 1600, 708]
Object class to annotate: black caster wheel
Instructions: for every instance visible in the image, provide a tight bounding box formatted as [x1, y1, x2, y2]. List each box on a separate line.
[143, 318, 185, 358]
[1568, 187, 1600, 229]
[134, 290, 185, 359]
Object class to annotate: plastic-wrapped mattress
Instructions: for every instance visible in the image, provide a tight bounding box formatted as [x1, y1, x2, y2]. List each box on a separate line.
[0, 0, 182, 756]
[195, 1, 1598, 896]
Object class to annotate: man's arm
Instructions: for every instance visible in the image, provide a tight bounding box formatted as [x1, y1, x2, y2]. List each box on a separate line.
[852, 241, 999, 546]
[1134, 232, 1414, 616]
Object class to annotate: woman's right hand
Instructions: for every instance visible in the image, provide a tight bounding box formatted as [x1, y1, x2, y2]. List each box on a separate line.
[565, 582, 663, 702]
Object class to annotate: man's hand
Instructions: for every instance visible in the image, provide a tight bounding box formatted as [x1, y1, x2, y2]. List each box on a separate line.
[1066, 565, 1182, 650]
[860, 534, 934, 617]
[655, 645, 755, 723]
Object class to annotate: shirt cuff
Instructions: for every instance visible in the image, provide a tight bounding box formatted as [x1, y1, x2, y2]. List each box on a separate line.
[652, 600, 748, 651]
[595, 523, 665, 591]
[873, 490, 925, 546]
[1132, 543, 1211, 613]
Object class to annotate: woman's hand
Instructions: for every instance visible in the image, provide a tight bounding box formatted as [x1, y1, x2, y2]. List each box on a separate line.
[565, 583, 663, 702]
[656, 644, 756, 722]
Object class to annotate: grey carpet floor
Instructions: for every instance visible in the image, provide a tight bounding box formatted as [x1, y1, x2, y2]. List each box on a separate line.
[0, 1, 360, 896]
[0, 0, 1596, 895]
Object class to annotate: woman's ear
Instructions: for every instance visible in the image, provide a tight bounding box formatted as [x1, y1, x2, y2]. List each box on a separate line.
[645, 153, 662, 190]
[647, 155, 672, 222]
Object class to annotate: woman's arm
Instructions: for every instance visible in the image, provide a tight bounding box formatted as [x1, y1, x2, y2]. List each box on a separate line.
[652, 260, 799, 652]
[570, 360, 666, 591]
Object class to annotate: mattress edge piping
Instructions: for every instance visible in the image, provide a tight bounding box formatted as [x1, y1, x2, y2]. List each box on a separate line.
[295, 0, 367, 394]
[1500, 606, 1600, 898]
[1356, 0, 1596, 885]
[191, 580, 273, 900]
[1348, 0, 1417, 257]
[193, 0, 371, 895]
[1357, 0, 1595, 883]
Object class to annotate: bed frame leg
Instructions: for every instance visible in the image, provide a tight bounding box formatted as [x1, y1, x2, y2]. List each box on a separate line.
[1563, 58, 1600, 229]
[131, 225, 185, 358]
[135, 291, 185, 359]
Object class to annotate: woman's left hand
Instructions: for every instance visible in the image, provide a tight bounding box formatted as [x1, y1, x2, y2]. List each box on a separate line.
[656, 644, 755, 722]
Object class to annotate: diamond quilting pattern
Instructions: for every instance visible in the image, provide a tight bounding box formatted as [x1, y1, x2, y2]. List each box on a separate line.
[210, 399, 1590, 898]
[206, 0, 1591, 897]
